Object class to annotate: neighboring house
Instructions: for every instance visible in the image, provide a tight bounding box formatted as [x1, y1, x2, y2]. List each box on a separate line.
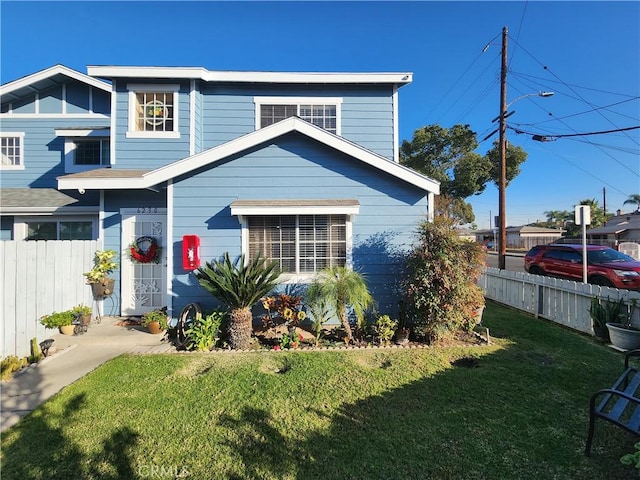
[507, 225, 564, 250]
[587, 210, 640, 247]
[474, 225, 564, 250]
[1, 64, 440, 319]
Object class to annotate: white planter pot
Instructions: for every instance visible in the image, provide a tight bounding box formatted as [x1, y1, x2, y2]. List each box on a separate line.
[606, 323, 640, 350]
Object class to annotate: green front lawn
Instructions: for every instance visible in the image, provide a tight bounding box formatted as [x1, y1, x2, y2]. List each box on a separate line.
[1, 301, 636, 479]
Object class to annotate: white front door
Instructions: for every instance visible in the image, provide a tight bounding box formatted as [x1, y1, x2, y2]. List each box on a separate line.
[121, 210, 167, 316]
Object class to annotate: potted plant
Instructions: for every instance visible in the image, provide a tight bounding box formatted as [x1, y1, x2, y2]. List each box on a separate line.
[71, 304, 92, 326]
[141, 308, 169, 334]
[606, 299, 640, 350]
[589, 296, 623, 342]
[40, 310, 75, 335]
[83, 249, 118, 298]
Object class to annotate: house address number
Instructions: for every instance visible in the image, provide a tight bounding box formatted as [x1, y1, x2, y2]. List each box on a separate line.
[137, 207, 159, 214]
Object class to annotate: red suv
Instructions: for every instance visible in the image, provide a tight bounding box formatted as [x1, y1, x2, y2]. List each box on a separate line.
[524, 244, 640, 290]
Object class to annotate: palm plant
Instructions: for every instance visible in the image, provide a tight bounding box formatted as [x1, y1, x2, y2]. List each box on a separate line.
[624, 194, 640, 211]
[306, 266, 373, 344]
[195, 252, 281, 349]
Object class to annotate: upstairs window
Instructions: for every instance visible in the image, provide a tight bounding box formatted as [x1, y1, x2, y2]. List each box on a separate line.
[254, 97, 342, 135]
[57, 128, 111, 173]
[1, 133, 25, 170]
[127, 84, 179, 138]
[74, 138, 110, 166]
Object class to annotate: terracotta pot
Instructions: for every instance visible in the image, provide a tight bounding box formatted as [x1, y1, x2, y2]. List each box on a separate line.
[147, 321, 164, 335]
[79, 314, 92, 326]
[59, 325, 75, 336]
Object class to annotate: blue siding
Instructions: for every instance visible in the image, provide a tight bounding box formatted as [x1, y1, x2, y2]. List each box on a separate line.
[110, 81, 397, 168]
[112, 79, 191, 168]
[40, 86, 63, 114]
[171, 133, 426, 315]
[11, 95, 36, 113]
[0, 117, 110, 188]
[66, 83, 90, 113]
[193, 87, 203, 154]
[200, 84, 396, 159]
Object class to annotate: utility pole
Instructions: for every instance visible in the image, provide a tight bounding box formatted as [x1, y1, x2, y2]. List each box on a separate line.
[498, 26, 508, 270]
[603, 187, 607, 225]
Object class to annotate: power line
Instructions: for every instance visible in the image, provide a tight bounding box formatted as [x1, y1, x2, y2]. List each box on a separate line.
[425, 32, 501, 122]
[508, 0, 529, 68]
[508, 37, 640, 147]
[512, 97, 640, 126]
[507, 124, 640, 178]
[508, 124, 640, 140]
[509, 71, 638, 99]
[528, 142, 632, 198]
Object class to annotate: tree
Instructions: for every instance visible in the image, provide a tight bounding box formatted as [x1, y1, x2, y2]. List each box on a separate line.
[543, 210, 573, 229]
[434, 195, 475, 225]
[623, 194, 640, 211]
[400, 124, 528, 225]
[306, 266, 373, 345]
[195, 252, 281, 349]
[400, 124, 488, 195]
[484, 139, 528, 188]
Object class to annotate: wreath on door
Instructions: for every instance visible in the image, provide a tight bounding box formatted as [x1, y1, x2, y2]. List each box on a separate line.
[129, 236, 162, 264]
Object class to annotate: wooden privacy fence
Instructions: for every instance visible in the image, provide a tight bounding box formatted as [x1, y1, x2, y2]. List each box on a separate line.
[479, 267, 640, 334]
[1, 240, 97, 358]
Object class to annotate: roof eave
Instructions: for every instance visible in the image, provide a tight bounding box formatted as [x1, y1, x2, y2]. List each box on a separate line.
[1, 64, 111, 99]
[87, 66, 412, 86]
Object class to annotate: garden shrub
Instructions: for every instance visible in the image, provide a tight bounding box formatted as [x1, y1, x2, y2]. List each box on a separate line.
[1, 356, 28, 381]
[374, 315, 398, 346]
[402, 217, 486, 342]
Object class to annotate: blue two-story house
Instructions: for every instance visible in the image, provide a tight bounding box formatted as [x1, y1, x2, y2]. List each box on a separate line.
[1, 64, 440, 319]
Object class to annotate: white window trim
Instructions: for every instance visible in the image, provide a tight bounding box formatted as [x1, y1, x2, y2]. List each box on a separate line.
[0, 132, 25, 170]
[14, 216, 97, 240]
[253, 96, 343, 135]
[61, 133, 110, 173]
[235, 208, 355, 283]
[126, 83, 180, 139]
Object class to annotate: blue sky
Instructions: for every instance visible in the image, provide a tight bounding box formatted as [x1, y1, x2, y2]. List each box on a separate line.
[1, 1, 638, 229]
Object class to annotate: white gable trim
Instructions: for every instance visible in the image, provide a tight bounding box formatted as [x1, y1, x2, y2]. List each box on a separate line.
[58, 117, 440, 194]
[1, 64, 111, 97]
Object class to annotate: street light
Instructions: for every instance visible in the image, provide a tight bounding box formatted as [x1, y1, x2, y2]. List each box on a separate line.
[497, 27, 554, 270]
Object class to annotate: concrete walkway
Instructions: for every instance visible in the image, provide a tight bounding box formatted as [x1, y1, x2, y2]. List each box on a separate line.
[1, 316, 175, 432]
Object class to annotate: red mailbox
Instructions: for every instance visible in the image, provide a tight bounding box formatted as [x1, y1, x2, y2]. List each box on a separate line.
[182, 235, 200, 271]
